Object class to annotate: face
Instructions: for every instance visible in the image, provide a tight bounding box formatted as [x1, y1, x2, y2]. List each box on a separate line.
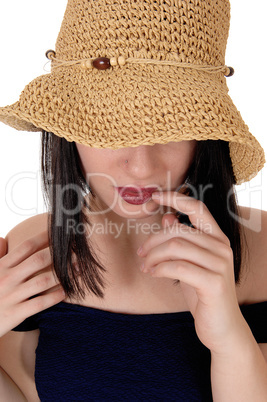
[76, 141, 196, 220]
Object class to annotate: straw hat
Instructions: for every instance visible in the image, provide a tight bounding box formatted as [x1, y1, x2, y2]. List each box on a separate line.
[0, 0, 265, 184]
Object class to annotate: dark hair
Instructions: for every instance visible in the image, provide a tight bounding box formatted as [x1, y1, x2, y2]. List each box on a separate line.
[41, 131, 247, 299]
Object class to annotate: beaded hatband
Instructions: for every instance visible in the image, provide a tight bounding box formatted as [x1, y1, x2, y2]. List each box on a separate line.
[45, 50, 235, 77]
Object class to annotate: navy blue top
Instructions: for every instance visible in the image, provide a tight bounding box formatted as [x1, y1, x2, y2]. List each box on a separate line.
[13, 301, 267, 402]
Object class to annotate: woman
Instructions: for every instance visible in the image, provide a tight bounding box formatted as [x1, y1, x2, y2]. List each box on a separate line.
[0, 0, 267, 400]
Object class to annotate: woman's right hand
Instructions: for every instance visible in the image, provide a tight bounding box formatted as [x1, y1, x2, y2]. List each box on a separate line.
[0, 231, 65, 337]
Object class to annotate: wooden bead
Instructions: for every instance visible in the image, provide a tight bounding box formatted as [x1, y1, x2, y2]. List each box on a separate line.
[225, 66, 234, 77]
[118, 56, 126, 66]
[80, 60, 92, 69]
[92, 57, 111, 70]
[110, 57, 118, 66]
[45, 49, 56, 60]
[85, 60, 92, 68]
[80, 61, 87, 69]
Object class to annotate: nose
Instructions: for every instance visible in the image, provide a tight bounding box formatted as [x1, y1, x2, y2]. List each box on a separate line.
[123, 145, 159, 180]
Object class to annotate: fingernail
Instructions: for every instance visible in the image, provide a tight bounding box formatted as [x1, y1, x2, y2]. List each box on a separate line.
[140, 263, 145, 272]
[152, 192, 161, 199]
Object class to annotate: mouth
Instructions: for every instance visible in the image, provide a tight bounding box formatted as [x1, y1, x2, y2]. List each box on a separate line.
[116, 187, 159, 205]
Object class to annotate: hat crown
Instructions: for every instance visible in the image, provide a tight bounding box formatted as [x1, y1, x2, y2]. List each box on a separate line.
[55, 0, 230, 66]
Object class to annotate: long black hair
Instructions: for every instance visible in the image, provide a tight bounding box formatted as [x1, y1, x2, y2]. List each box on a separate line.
[41, 131, 247, 299]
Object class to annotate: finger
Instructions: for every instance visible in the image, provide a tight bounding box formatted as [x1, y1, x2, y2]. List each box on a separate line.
[2, 231, 49, 268]
[152, 192, 229, 244]
[162, 213, 178, 228]
[0, 237, 7, 258]
[142, 237, 229, 274]
[149, 259, 222, 302]
[13, 272, 61, 303]
[10, 248, 53, 284]
[13, 287, 65, 325]
[0, 248, 53, 297]
[138, 223, 229, 260]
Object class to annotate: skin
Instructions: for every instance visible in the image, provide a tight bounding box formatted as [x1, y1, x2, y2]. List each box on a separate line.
[1, 140, 198, 337]
[0, 140, 267, 401]
[76, 141, 196, 219]
[140, 192, 252, 352]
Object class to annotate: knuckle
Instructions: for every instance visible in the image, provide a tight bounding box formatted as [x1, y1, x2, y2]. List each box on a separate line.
[196, 199, 207, 215]
[30, 253, 43, 267]
[175, 260, 187, 274]
[222, 235, 231, 247]
[152, 262, 167, 277]
[219, 243, 234, 262]
[167, 237, 184, 252]
[224, 245, 234, 260]
[35, 273, 51, 289]
[51, 287, 65, 300]
[32, 297, 46, 312]
[19, 238, 36, 255]
[31, 249, 49, 267]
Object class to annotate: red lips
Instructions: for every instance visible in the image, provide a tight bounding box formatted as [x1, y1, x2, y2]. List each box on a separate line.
[116, 187, 158, 205]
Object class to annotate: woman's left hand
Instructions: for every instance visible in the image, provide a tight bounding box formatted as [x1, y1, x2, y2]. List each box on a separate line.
[137, 191, 250, 354]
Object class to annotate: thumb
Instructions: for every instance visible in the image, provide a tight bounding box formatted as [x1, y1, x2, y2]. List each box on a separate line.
[0, 237, 7, 258]
[162, 213, 178, 229]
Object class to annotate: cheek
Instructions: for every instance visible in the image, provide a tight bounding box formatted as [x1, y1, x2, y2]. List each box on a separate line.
[169, 142, 196, 175]
[76, 146, 95, 171]
[162, 145, 195, 189]
[75, 146, 117, 194]
[181, 142, 196, 173]
[76, 145, 111, 175]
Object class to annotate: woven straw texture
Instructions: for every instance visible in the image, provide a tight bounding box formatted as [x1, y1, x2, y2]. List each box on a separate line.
[0, 0, 265, 184]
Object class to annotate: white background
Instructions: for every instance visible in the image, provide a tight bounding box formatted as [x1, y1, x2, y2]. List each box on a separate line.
[0, 1, 266, 236]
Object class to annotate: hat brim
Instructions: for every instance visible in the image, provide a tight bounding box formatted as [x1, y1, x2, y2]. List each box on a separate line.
[0, 63, 265, 184]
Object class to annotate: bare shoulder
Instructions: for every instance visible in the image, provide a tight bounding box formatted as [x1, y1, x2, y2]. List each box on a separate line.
[5, 212, 49, 252]
[237, 206, 267, 303]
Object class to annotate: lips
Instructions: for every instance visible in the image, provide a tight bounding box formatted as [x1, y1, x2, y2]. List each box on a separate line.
[116, 187, 158, 205]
